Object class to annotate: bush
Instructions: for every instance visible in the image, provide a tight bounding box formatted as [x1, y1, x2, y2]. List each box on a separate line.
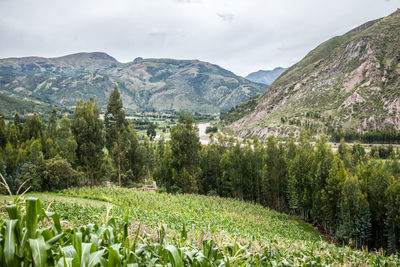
[205, 126, 218, 134]
[42, 156, 84, 190]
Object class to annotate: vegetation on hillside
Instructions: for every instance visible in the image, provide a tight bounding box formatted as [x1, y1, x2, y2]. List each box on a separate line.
[1, 86, 400, 260]
[0, 93, 54, 118]
[228, 10, 400, 138]
[2, 187, 400, 266]
[0, 53, 266, 114]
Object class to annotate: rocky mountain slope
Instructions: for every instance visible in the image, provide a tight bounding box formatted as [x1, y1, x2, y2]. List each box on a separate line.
[245, 67, 287, 85]
[228, 9, 400, 138]
[0, 53, 266, 114]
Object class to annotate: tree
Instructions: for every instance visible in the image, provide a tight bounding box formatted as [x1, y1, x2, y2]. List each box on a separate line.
[121, 122, 141, 184]
[72, 98, 104, 186]
[321, 155, 347, 234]
[42, 156, 83, 191]
[311, 135, 333, 223]
[198, 143, 222, 195]
[386, 178, 400, 253]
[357, 160, 391, 248]
[338, 137, 352, 170]
[21, 114, 44, 142]
[287, 130, 314, 218]
[262, 135, 287, 211]
[168, 111, 201, 193]
[6, 114, 22, 147]
[338, 175, 371, 247]
[351, 143, 366, 167]
[220, 142, 245, 199]
[105, 85, 126, 186]
[16, 161, 43, 192]
[2, 142, 22, 176]
[147, 122, 156, 140]
[0, 115, 7, 149]
[47, 108, 58, 140]
[56, 115, 77, 165]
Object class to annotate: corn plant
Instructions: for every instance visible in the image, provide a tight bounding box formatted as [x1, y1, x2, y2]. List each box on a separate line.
[1, 196, 282, 266]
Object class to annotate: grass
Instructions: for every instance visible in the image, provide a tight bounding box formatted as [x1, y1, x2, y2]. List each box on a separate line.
[1, 187, 398, 265]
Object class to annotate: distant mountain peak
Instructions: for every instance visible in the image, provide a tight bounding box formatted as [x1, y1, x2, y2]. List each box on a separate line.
[56, 52, 117, 62]
[245, 67, 287, 85]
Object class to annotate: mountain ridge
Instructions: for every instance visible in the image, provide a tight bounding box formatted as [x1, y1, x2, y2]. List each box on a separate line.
[228, 9, 400, 138]
[245, 67, 287, 85]
[0, 53, 266, 114]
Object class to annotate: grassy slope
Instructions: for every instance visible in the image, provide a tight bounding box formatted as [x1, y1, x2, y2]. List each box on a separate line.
[0, 93, 53, 117]
[228, 10, 400, 136]
[1, 187, 398, 265]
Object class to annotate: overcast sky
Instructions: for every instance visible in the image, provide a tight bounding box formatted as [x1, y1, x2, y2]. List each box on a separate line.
[0, 0, 399, 76]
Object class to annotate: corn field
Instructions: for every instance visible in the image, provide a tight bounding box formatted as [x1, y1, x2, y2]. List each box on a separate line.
[0, 188, 400, 266]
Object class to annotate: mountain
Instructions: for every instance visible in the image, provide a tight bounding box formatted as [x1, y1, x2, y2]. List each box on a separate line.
[227, 9, 400, 138]
[0, 93, 54, 117]
[0, 53, 266, 114]
[245, 67, 287, 85]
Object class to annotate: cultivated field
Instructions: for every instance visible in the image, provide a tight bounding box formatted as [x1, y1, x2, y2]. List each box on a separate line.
[1, 187, 398, 265]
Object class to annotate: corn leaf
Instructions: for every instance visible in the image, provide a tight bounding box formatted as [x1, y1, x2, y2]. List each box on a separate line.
[29, 236, 47, 267]
[26, 197, 39, 239]
[165, 244, 183, 267]
[4, 219, 18, 267]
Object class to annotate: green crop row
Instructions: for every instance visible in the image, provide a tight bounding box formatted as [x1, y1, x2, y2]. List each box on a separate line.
[54, 187, 400, 266]
[1, 197, 294, 266]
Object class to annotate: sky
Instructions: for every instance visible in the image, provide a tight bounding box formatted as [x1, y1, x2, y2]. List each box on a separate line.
[0, 0, 399, 76]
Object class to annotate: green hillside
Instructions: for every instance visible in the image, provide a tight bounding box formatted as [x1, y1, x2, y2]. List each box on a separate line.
[228, 10, 400, 138]
[1, 187, 398, 265]
[0, 93, 53, 117]
[0, 53, 266, 114]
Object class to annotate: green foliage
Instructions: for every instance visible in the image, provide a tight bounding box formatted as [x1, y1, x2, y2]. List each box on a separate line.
[12, 187, 399, 265]
[0, 115, 6, 149]
[205, 125, 218, 134]
[42, 156, 83, 191]
[222, 10, 400, 139]
[22, 114, 44, 142]
[262, 136, 287, 211]
[72, 98, 104, 185]
[287, 131, 314, 218]
[357, 160, 392, 248]
[156, 111, 201, 193]
[0, 93, 53, 117]
[1, 104, 400, 255]
[321, 155, 347, 233]
[1, 197, 238, 266]
[105, 85, 127, 186]
[0, 55, 266, 114]
[310, 135, 333, 223]
[386, 178, 400, 253]
[146, 122, 156, 140]
[338, 176, 371, 247]
[56, 115, 77, 165]
[220, 94, 261, 125]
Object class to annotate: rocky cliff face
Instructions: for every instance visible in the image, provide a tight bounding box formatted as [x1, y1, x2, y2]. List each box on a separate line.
[0, 53, 266, 114]
[229, 10, 400, 138]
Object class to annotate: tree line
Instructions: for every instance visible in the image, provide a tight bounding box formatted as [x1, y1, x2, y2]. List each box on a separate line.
[155, 126, 400, 252]
[1, 85, 400, 252]
[0, 86, 156, 192]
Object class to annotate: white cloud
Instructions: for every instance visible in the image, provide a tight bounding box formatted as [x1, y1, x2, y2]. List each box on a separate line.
[0, 0, 399, 76]
[217, 13, 235, 22]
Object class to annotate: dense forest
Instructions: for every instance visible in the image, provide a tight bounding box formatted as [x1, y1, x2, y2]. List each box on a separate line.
[1, 86, 400, 253]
